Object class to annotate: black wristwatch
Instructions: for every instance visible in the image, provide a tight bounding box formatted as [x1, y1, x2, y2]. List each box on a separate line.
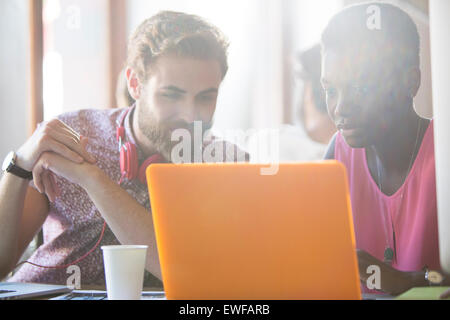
[2, 151, 33, 180]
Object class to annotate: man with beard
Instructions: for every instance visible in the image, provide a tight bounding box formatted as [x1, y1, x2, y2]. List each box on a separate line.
[0, 11, 245, 288]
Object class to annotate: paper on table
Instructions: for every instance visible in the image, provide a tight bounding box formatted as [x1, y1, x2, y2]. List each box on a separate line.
[395, 287, 450, 300]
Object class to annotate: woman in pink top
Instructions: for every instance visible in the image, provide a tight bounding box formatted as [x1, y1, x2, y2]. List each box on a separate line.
[320, 3, 449, 295]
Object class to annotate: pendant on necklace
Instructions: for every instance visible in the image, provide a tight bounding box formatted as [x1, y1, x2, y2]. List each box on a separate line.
[384, 247, 394, 265]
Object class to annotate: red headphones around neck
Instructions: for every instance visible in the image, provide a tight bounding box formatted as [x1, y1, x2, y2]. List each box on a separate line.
[116, 107, 166, 184]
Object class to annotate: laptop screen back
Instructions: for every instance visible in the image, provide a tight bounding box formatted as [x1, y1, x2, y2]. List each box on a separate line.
[147, 162, 361, 300]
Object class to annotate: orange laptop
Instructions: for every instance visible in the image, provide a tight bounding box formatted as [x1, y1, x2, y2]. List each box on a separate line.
[146, 161, 361, 300]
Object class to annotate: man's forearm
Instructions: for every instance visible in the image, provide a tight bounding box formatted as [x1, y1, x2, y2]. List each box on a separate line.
[81, 167, 162, 280]
[0, 173, 29, 277]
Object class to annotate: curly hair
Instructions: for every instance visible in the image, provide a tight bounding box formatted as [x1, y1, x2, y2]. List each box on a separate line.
[127, 11, 229, 81]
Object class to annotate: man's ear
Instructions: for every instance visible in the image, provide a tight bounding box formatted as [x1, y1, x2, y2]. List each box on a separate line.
[126, 68, 142, 100]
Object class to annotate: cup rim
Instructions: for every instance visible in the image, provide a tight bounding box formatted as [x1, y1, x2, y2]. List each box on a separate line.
[101, 245, 148, 250]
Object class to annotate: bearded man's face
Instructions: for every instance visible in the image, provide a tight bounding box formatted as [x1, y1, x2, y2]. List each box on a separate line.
[136, 54, 222, 161]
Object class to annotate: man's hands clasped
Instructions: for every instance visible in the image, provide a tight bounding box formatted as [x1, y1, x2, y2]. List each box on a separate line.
[15, 119, 97, 202]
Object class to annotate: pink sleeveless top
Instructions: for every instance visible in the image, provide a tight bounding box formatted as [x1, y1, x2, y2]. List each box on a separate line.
[335, 120, 440, 273]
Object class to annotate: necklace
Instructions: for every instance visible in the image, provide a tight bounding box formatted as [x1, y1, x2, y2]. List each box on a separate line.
[374, 118, 422, 266]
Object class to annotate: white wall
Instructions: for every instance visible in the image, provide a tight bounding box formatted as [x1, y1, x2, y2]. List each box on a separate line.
[429, 0, 450, 274]
[0, 0, 30, 162]
[43, 0, 110, 120]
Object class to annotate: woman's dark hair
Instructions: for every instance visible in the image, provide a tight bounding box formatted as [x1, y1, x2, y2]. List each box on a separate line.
[321, 2, 420, 70]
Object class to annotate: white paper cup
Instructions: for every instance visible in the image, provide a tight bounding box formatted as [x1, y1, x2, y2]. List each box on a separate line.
[101, 245, 148, 300]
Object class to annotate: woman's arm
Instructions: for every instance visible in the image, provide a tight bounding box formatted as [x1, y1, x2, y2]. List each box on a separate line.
[358, 249, 449, 296]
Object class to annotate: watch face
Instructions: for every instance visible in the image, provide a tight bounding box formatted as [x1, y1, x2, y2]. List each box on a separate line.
[428, 271, 444, 284]
[2, 151, 15, 171]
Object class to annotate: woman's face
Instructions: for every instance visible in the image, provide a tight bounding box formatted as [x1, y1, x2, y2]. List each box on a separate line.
[321, 48, 408, 148]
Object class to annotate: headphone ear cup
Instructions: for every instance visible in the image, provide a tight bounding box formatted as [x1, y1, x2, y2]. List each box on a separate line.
[121, 141, 165, 184]
[120, 142, 139, 181]
[119, 145, 128, 178]
[125, 142, 138, 180]
[138, 154, 166, 184]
